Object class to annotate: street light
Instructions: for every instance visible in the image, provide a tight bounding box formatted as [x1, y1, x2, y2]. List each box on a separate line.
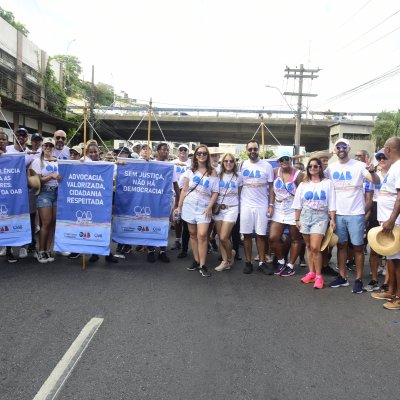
[265, 85, 295, 114]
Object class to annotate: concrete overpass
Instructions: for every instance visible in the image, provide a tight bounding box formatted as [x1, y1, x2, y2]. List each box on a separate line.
[95, 113, 336, 151]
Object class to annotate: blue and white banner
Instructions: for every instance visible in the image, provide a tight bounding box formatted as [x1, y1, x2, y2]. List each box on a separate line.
[0, 154, 31, 246]
[112, 160, 173, 247]
[54, 161, 114, 255]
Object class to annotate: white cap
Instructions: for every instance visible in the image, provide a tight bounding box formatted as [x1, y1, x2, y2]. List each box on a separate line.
[334, 138, 350, 147]
[178, 144, 189, 151]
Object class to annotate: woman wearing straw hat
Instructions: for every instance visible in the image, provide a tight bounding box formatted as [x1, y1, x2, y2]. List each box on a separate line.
[292, 157, 336, 289]
[177, 144, 219, 277]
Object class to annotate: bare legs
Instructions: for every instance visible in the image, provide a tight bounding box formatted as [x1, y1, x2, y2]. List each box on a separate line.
[187, 223, 209, 266]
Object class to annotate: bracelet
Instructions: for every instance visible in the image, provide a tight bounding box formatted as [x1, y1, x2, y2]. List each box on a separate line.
[269, 203, 274, 207]
[295, 219, 300, 221]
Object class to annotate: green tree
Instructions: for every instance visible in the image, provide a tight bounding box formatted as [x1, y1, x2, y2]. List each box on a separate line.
[43, 59, 67, 118]
[0, 7, 29, 36]
[94, 82, 114, 106]
[53, 54, 82, 96]
[372, 110, 400, 149]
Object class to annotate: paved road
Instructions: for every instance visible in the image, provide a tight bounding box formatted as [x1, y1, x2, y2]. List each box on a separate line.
[1, 242, 399, 400]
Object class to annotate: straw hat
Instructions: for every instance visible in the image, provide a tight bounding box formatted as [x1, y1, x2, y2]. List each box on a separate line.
[367, 226, 400, 256]
[321, 227, 335, 251]
[311, 150, 333, 160]
[27, 174, 41, 195]
[329, 233, 339, 248]
[208, 147, 223, 155]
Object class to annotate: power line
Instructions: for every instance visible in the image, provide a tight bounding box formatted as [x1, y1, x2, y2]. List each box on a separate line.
[358, 24, 400, 51]
[340, 8, 400, 50]
[338, 0, 374, 28]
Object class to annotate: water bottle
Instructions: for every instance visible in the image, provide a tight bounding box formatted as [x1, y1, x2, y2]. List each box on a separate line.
[173, 209, 181, 222]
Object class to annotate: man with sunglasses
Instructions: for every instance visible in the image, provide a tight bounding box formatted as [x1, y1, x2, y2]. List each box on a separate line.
[325, 139, 380, 293]
[52, 130, 70, 160]
[240, 140, 274, 274]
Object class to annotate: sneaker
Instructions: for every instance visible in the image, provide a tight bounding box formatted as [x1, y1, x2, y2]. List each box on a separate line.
[301, 272, 316, 284]
[7, 251, 17, 263]
[254, 254, 260, 261]
[321, 265, 339, 277]
[383, 300, 400, 310]
[329, 276, 349, 288]
[199, 265, 211, 277]
[299, 257, 307, 267]
[68, 252, 81, 259]
[377, 266, 385, 276]
[171, 241, 181, 250]
[352, 279, 364, 294]
[177, 251, 188, 258]
[36, 251, 48, 264]
[371, 291, 395, 300]
[243, 262, 253, 274]
[280, 266, 295, 277]
[89, 254, 100, 263]
[46, 252, 55, 262]
[265, 255, 273, 264]
[215, 261, 229, 272]
[147, 251, 156, 263]
[187, 261, 200, 271]
[158, 251, 170, 263]
[313, 275, 324, 289]
[0, 246, 6, 256]
[105, 254, 119, 263]
[273, 263, 286, 276]
[380, 283, 389, 292]
[113, 252, 126, 259]
[19, 247, 28, 259]
[364, 280, 380, 292]
[210, 239, 218, 251]
[257, 262, 270, 275]
[346, 259, 355, 272]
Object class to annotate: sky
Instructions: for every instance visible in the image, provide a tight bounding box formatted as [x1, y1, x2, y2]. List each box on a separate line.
[3, 0, 400, 114]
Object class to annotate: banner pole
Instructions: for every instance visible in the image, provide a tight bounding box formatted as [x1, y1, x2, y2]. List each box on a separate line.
[147, 98, 152, 161]
[82, 105, 87, 271]
[260, 114, 265, 159]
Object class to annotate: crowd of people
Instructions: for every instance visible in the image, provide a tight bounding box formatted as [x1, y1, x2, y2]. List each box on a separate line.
[1, 127, 400, 309]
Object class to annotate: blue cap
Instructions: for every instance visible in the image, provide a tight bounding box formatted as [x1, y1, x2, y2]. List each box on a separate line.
[276, 150, 293, 160]
[375, 148, 386, 161]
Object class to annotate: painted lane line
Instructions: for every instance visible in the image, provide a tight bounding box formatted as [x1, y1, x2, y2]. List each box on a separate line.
[33, 317, 104, 400]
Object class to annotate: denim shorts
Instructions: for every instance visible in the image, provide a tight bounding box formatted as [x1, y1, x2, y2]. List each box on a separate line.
[37, 186, 58, 208]
[336, 214, 365, 245]
[299, 209, 329, 235]
[182, 198, 211, 225]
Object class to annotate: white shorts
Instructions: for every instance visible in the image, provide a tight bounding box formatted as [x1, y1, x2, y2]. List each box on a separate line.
[271, 204, 296, 226]
[240, 206, 268, 235]
[213, 204, 239, 223]
[182, 198, 211, 225]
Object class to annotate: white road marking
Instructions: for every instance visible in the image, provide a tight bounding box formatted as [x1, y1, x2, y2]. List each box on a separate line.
[33, 317, 104, 400]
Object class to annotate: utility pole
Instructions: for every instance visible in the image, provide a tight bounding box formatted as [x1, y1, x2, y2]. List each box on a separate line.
[283, 64, 320, 155]
[89, 65, 95, 140]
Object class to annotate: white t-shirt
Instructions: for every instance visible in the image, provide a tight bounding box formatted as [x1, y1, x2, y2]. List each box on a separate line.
[172, 159, 192, 189]
[325, 158, 369, 215]
[183, 169, 219, 204]
[53, 146, 70, 160]
[31, 158, 59, 187]
[372, 170, 385, 202]
[6, 144, 34, 167]
[240, 159, 274, 207]
[292, 179, 336, 212]
[377, 160, 400, 224]
[216, 172, 242, 206]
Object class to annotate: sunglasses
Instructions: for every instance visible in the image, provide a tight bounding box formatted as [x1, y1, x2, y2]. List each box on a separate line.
[279, 157, 290, 162]
[336, 145, 348, 151]
[224, 160, 234, 164]
[55, 136, 66, 141]
[247, 147, 258, 152]
[179, 148, 188, 151]
[43, 144, 54, 148]
[196, 151, 208, 156]
[308, 164, 320, 169]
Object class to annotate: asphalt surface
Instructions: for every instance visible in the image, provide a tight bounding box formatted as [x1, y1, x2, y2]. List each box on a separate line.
[1, 238, 399, 400]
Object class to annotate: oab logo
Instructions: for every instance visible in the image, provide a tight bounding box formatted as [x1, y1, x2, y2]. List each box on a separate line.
[133, 206, 151, 218]
[79, 232, 91, 238]
[76, 210, 93, 224]
[137, 226, 150, 232]
[0, 225, 9, 232]
[243, 169, 261, 178]
[0, 204, 8, 217]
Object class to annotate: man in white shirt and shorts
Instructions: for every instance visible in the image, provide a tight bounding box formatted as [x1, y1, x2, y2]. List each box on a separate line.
[240, 140, 274, 274]
[325, 138, 380, 293]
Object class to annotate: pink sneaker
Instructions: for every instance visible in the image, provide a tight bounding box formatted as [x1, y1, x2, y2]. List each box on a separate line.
[301, 272, 316, 284]
[314, 275, 324, 289]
